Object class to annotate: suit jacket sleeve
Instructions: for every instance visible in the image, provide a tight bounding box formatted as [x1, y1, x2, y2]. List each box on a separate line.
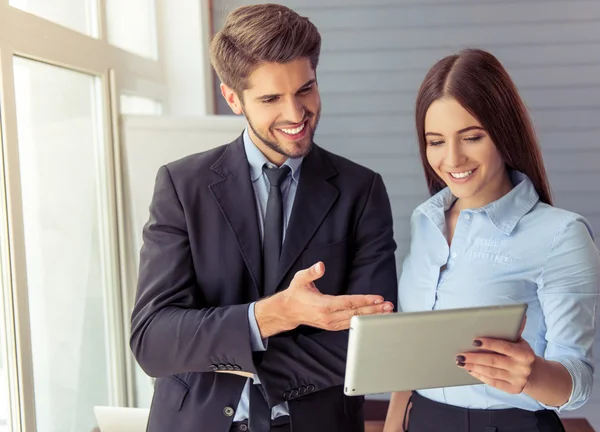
[256, 173, 398, 407]
[130, 165, 259, 377]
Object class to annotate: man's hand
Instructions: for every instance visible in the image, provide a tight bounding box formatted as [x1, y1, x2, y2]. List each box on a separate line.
[255, 261, 394, 338]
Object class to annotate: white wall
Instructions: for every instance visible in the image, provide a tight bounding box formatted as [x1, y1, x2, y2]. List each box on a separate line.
[210, 0, 600, 426]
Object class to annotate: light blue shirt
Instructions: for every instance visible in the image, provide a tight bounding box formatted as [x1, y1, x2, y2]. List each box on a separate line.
[398, 171, 600, 412]
[235, 129, 303, 421]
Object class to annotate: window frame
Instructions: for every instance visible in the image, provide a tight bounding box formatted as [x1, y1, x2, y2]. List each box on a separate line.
[0, 0, 167, 430]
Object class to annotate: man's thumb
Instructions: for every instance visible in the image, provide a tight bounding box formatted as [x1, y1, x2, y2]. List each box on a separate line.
[310, 261, 325, 279]
[292, 261, 326, 287]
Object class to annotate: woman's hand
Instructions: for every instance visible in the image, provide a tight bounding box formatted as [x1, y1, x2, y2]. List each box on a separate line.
[456, 336, 536, 394]
[457, 314, 572, 407]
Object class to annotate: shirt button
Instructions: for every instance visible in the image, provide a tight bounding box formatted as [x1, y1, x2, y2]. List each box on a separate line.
[239, 425, 248, 431]
[465, 214, 471, 221]
[451, 252, 458, 259]
[223, 406, 235, 417]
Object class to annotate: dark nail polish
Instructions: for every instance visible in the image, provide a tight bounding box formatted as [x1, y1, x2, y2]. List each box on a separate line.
[473, 340, 482, 347]
[456, 355, 466, 363]
[457, 361, 465, 367]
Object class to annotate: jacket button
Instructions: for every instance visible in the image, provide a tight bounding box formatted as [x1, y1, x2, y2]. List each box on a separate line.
[209, 364, 218, 371]
[298, 386, 307, 394]
[223, 406, 235, 417]
[283, 391, 291, 400]
[233, 365, 241, 371]
[226, 364, 234, 370]
[290, 389, 299, 398]
[218, 364, 227, 370]
[239, 424, 248, 431]
[307, 385, 315, 392]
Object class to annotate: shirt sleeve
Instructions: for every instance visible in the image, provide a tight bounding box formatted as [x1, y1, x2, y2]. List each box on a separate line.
[537, 216, 600, 411]
[248, 302, 268, 352]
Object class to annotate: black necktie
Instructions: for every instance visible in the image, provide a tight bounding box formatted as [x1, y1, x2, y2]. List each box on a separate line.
[249, 165, 290, 432]
[261, 165, 291, 297]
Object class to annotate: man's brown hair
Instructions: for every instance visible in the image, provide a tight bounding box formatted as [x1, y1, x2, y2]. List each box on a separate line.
[209, 3, 321, 95]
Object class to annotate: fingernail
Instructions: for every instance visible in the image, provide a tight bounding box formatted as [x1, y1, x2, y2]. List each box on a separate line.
[473, 340, 482, 347]
[312, 262, 322, 272]
[457, 361, 465, 367]
[456, 355, 465, 363]
[383, 305, 393, 311]
[373, 299, 383, 305]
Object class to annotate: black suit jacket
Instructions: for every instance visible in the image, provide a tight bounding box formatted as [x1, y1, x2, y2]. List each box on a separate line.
[130, 135, 397, 432]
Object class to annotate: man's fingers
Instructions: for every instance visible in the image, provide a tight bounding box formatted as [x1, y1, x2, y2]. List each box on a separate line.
[326, 293, 387, 311]
[317, 303, 393, 331]
[329, 303, 393, 324]
[293, 262, 326, 285]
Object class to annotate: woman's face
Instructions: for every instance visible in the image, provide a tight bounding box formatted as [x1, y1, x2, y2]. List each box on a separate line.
[424, 97, 511, 209]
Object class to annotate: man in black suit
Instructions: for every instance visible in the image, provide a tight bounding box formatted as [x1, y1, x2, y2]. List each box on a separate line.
[130, 4, 397, 432]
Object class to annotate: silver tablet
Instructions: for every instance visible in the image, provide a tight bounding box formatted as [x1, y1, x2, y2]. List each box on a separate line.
[343, 303, 527, 396]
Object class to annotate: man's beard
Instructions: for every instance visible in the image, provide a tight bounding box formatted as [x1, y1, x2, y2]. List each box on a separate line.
[244, 106, 321, 160]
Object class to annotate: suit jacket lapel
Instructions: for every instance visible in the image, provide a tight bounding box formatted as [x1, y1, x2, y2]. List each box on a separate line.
[276, 145, 339, 289]
[209, 136, 263, 297]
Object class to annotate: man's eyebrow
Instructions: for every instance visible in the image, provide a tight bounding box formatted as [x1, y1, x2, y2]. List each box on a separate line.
[256, 79, 316, 101]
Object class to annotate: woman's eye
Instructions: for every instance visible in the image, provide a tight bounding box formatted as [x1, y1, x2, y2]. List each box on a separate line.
[464, 136, 482, 142]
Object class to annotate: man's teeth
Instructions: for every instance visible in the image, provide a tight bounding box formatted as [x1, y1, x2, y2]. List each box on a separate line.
[280, 123, 305, 135]
[450, 170, 474, 179]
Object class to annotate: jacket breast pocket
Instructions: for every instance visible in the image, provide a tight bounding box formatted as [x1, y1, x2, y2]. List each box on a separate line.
[153, 376, 189, 411]
[301, 239, 349, 295]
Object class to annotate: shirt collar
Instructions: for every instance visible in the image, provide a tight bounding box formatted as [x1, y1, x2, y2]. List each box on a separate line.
[415, 170, 540, 236]
[243, 128, 303, 182]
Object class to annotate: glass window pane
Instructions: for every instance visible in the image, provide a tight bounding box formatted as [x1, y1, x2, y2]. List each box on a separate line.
[106, 0, 158, 59]
[0, 235, 10, 432]
[0, 343, 8, 432]
[10, 0, 97, 37]
[120, 94, 163, 115]
[13, 57, 111, 432]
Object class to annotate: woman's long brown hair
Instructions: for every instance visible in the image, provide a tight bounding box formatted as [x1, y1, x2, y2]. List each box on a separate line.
[415, 48, 552, 205]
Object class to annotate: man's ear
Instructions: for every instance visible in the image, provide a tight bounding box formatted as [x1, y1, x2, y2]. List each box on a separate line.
[220, 83, 243, 115]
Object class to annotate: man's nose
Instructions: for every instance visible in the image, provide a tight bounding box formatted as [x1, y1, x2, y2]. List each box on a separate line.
[282, 98, 305, 124]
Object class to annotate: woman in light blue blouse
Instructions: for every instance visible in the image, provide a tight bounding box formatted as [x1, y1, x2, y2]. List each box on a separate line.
[384, 49, 600, 432]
